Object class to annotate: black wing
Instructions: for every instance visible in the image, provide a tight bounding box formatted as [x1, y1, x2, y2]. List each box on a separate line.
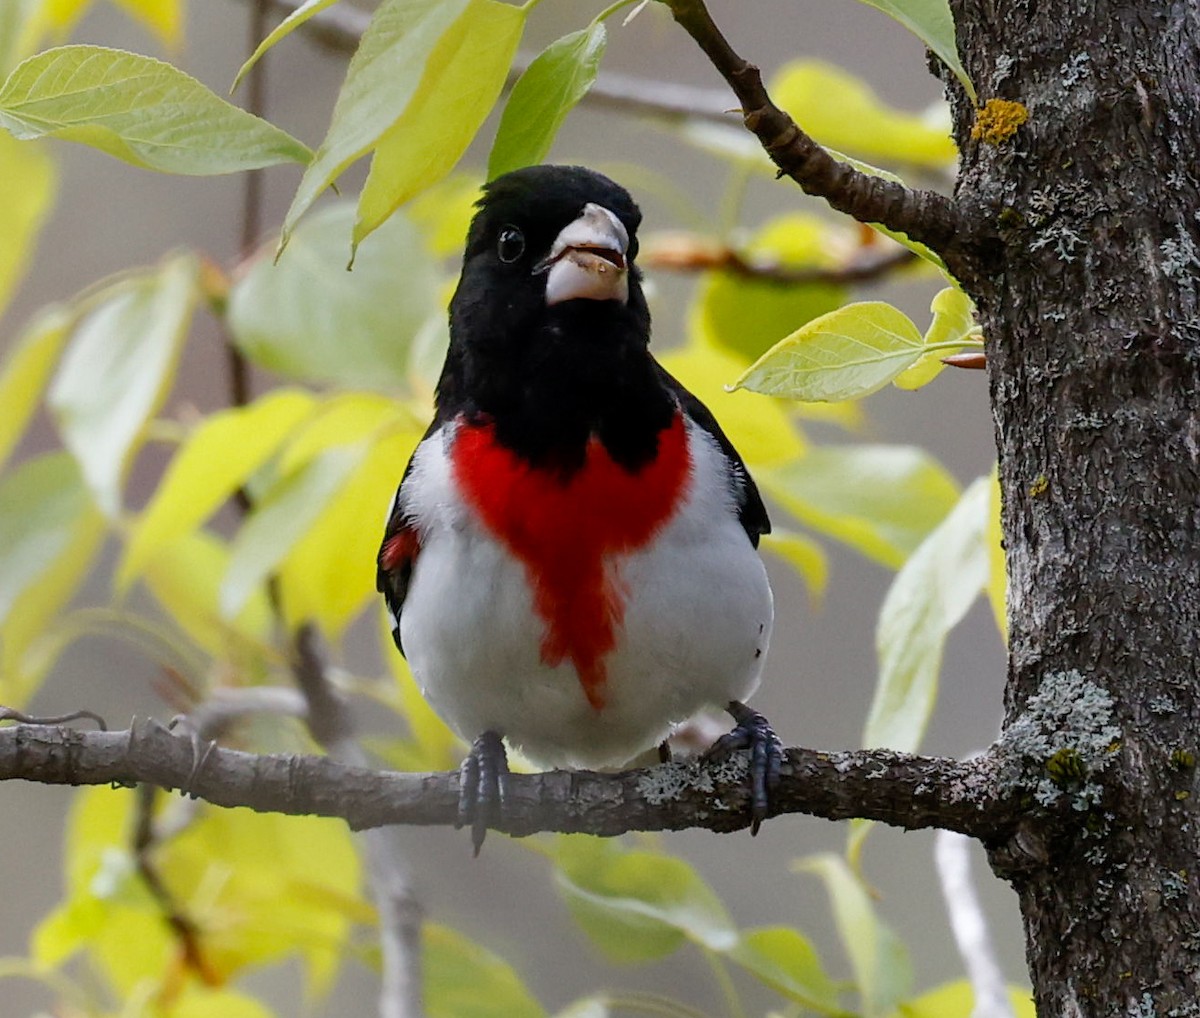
[656, 364, 771, 547]
[376, 420, 439, 657]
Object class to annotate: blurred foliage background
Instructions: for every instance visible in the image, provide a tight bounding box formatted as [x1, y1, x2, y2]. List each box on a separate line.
[0, 0, 1019, 1015]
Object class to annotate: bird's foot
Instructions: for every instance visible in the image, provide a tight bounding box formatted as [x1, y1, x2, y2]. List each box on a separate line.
[703, 701, 783, 835]
[457, 730, 510, 855]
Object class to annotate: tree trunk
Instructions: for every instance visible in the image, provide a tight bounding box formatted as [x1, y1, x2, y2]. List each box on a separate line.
[946, 2, 1200, 1013]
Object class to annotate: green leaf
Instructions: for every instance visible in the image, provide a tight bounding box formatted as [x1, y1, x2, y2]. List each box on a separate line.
[0, 453, 104, 708]
[865, 476, 990, 752]
[986, 465, 1007, 640]
[0, 304, 71, 472]
[796, 853, 912, 1018]
[140, 531, 274, 659]
[893, 285, 978, 390]
[488, 22, 607, 180]
[0, 45, 310, 173]
[760, 528, 828, 604]
[354, 0, 526, 248]
[898, 980, 1037, 1018]
[696, 213, 849, 364]
[553, 837, 737, 963]
[732, 301, 925, 403]
[0, 130, 56, 319]
[850, 0, 975, 102]
[281, 0, 472, 244]
[172, 989, 276, 1018]
[48, 253, 199, 517]
[220, 445, 362, 620]
[117, 388, 317, 591]
[660, 341, 806, 466]
[233, 0, 341, 91]
[772, 60, 955, 169]
[228, 203, 439, 389]
[278, 423, 421, 637]
[758, 445, 959, 568]
[425, 923, 547, 1018]
[728, 926, 842, 1014]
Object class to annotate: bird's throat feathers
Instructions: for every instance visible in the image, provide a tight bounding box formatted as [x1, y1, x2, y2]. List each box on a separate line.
[451, 411, 692, 709]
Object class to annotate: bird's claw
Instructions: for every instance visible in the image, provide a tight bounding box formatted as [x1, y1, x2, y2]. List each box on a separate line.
[704, 701, 783, 835]
[457, 731, 510, 855]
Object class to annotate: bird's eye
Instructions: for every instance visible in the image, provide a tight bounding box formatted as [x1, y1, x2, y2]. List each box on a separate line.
[497, 226, 525, 263]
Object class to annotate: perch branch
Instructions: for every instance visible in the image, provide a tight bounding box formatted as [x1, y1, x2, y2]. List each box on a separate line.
[660, 0, 968, 260]
[0, 719, 1020, 843]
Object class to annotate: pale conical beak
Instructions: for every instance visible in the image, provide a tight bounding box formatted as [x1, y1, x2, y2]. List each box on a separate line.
[536, 203, 630, 306]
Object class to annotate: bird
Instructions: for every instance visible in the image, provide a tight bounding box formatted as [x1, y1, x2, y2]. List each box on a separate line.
[377, 165, 779, 851]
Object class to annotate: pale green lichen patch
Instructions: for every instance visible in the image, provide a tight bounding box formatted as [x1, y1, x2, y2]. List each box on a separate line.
[636, 755, 748, 808]
[999, 670, 1122, 808]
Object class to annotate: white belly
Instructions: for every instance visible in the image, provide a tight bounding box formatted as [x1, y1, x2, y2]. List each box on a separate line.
[398, 421, 774, 769]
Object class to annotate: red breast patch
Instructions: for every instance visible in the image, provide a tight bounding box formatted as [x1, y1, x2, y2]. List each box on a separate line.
[451, 412, 691, 710]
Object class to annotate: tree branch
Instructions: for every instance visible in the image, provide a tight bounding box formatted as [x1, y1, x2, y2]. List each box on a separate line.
[0, 719, 1020, 843]
[660, 0, 970, 262]
[263, 0, 740, 126]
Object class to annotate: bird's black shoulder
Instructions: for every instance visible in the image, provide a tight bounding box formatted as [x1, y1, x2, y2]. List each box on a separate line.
[376, 415, 444, 656]
[656, 364, 771, 547]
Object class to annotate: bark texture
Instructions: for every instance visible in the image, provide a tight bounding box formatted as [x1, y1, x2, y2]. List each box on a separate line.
[945, 3, 1200, 1014]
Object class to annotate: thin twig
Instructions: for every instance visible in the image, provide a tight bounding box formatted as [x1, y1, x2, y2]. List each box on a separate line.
[644, 234, 919, 285]
[660, 0, 969, 263]
[935, 829, 1014, 1018]
[0, 706, 107, 730]
[262, 0, 738, 125]
[289, 624, 424, 1018]
[132, 784, 216, 984]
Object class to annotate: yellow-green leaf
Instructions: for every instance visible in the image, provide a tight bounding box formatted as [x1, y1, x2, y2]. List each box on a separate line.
[986, 464, 1007, 640]
[281, 0, 472, 244]
[728, 926, 841, 1014]
[899, 980, 1037, 1018]
[48, 253, 199, 516]
[696, 213, 850, 364]
[220, 445, 363, 620]
[761, 528, 828, 604]
[0, 304, 71, 472]
[850, 0, 975, 102]
[279, 425, 421, 637]
[0, 46, 310, 173]
[354, 0, 526, 247]
[276, 391, 401, 473]
[0, 452, 104, 707]
[118, 388, 317, 591]
[162, 806, 364, 995]
[893, 285, 978, 390]
[111, 0, 183, 48]
[228, 203, 438, 390]
[233, 0, 339, 91]
[553, 837, 737, 963]
[796, 853, 912, 1018]
[733, 301, 924, 403]
[173, 989, 276, 1018]
[773, 60, 956, 169]
[759, 445, 959, 568]
[425, 923, 546, 1018]
[865, 476, 990, 752]
[0, 131, 56, 319]
[408, 174, 482, 259]
[488, 22, 606, 180]
[660, 341, 806, 466]
[140, 531, 274, 659]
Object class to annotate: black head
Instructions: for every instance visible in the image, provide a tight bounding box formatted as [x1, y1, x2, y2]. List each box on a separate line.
[441, 166, 653, 417]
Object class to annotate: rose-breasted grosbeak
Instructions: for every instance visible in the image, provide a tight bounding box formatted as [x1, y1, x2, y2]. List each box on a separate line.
[377, 165, 779, 850]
